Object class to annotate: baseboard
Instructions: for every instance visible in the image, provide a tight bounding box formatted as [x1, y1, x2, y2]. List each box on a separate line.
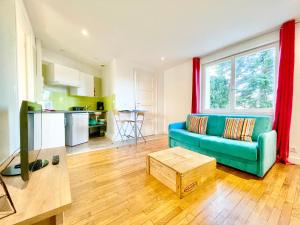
[105, 131, 117, 141]
[289, 156, 300, 165]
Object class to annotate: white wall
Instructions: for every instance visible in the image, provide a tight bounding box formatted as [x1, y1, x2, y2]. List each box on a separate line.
[0, 0, 20, 163]
[289, 23, 300, 164]
[156, 70, 165, 134]
[201, 31, 279, 64]
[106, 58, 156, 110]
[102, 59, 116, 97]
[114, 59, 136, 110]
[101, 59, 116, 139]
[35, 39, 44, 102]
[102, 58, 159, 140]
[163, 60, 192, 133]
[42, 48, 102, 77]
[15, 0, 36, 103]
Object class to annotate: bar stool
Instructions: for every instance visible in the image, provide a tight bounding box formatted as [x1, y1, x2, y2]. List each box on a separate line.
[113, 110, 133, 146]
[129, 112, 146, 143]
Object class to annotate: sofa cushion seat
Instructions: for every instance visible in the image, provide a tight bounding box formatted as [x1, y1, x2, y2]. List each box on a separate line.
[200, 135, 258, 161]
[169, 129, 203, 146]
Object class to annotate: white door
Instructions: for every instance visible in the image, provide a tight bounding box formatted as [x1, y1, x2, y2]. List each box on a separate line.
[134, 69, 156, 136]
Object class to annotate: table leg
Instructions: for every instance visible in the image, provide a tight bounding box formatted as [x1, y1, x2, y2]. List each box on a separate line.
[134, 112, 137, 145]
[32, 212, 63, 225]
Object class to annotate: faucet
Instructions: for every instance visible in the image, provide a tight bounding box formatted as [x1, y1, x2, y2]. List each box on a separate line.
[85, 105, 91, 111]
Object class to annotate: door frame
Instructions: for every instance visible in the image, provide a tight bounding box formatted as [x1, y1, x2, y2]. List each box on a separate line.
[133, 68, 158, 136]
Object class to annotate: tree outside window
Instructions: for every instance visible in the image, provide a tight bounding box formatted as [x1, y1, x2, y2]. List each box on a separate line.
[203, 45, 276, 113]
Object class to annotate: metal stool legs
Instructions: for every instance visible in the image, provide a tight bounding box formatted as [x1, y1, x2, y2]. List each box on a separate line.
[128, 112, 146, 144]
[113, 111, 131, 148]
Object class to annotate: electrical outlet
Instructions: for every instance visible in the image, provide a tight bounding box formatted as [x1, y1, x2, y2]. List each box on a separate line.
[290, 146, 297, 153]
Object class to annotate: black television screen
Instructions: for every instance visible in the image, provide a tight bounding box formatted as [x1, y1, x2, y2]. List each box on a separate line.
[20, 101, 43, 181]
[1, 101, 48, 181]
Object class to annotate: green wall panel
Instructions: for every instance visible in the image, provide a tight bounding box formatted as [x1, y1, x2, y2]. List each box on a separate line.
[42, 89, 115, 111]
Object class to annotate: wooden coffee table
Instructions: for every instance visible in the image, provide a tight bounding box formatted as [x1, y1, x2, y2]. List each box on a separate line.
[146, 147, 216, 198]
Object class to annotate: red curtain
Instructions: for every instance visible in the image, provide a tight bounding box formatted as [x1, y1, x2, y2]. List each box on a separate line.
[273, 20, 295, 164]
[191, 57, 200, 113]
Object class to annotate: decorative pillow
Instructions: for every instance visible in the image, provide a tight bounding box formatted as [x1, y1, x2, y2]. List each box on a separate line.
[187, 116, 208, 134]
[241, 118, 256, 142]
[223, 118, 245, 140]
[198, 116, 208, 134]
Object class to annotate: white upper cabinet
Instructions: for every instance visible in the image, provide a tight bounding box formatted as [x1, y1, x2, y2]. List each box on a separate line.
[44, 63, 80, 87]
[70, 72, 94, 97]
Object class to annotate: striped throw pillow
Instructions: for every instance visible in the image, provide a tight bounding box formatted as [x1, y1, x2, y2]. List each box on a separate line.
[187, 116, 208, 134]
[241, 118, 256, 142]
[198, 116, 208, 134]
[223, 118, 245, 140]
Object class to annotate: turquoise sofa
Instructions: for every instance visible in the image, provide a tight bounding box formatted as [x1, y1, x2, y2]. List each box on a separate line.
[168, 114, 277, 177]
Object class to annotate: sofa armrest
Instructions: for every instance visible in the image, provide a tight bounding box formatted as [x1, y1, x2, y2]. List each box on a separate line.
[168, 121, 186, 130]
[257, 130, 277, 177]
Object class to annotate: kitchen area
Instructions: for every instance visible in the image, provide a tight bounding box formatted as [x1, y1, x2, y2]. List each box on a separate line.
[32, 48, 159, 154]
[38, 51, 114, 154]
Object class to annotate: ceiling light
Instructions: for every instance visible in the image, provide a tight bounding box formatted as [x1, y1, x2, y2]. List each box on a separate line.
[81, 29, 89, 36]
[161, 57, 165, 61]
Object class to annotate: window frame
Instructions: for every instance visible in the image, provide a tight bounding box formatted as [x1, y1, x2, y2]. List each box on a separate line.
[201, 43, 279, 115]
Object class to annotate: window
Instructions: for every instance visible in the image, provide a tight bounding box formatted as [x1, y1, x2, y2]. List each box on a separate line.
[204, 60, 231, 110]
[202, 45, 277, 114]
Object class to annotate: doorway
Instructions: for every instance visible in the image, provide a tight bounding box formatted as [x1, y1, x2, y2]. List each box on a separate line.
[134, 69, 157, 136]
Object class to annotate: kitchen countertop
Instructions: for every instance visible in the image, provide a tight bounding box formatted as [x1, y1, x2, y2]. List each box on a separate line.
[42, 110, 107, 114]
[28, 110, 107, 114]
[42, 110, 67, 113]
[64, 110, 93, 114]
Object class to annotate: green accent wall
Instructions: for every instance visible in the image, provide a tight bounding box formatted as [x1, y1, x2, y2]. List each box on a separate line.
[42, 89, 115, 111]
[101, 94, 115, 111]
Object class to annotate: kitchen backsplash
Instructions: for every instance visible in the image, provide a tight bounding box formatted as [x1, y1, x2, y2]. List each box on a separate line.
[42, 87, 115, 111]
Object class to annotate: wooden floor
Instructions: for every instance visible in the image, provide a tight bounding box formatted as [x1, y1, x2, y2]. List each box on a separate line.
[65, 137, 300, 225]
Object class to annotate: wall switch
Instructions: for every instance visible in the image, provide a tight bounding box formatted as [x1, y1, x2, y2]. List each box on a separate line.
[290, 146, 297, 153]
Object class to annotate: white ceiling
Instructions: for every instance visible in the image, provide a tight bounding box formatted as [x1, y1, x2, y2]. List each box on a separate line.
[24, 0, 300, 70]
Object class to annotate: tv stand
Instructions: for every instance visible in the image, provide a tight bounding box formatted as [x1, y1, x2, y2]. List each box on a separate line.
[1, 159, 49, 176]
[0, 148, 71, 225]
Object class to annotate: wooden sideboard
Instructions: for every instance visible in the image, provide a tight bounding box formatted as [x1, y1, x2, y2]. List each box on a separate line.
[0, 147, 72, 225]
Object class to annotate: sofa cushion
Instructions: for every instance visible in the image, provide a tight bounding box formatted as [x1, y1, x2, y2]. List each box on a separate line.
[241, 118, 256, 142]
[200, 135, 258, 161]
[187, 114, 272, 141]
[187, 116, 208, 134]
[169, 129, 203, 146]
[223, 118, 245, 140]
[187, 115, 199, 133]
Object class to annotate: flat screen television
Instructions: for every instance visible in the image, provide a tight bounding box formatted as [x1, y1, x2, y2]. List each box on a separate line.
[1, 101, 48, 181]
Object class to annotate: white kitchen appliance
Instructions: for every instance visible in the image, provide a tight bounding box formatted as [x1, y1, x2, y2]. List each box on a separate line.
[65, 113, 89, 146]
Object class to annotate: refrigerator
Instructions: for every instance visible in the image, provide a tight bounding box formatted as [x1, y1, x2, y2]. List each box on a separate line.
[65, 113, 89, 146]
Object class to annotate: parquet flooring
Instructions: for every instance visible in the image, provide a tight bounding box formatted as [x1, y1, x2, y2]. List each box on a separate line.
[65, 137, 300, 225]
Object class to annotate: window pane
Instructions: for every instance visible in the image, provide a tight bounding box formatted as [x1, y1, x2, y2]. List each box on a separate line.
[205, 60, 231, 109]
[235, 48, 275, 109]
